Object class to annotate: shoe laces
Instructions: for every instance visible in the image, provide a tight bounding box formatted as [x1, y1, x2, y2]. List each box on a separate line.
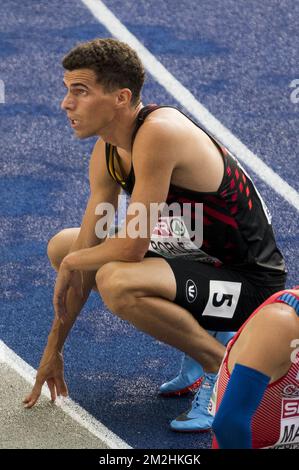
[192, 373, 217, 410]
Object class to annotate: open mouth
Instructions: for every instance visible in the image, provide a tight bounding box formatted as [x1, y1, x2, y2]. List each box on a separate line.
[70, 118, 79, 128]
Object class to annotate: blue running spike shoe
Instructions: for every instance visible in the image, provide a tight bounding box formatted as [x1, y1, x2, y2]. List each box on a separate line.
[159, 355, 204, 397]
[159, 331, 234, 397]
[170, 372, 218, 432]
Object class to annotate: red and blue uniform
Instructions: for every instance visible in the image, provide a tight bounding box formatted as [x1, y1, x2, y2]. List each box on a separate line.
[212, 290, 299, 449]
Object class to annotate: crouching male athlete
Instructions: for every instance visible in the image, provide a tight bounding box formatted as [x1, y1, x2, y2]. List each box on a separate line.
[211, 287, 299, 448]
[23, 39, 286, 433]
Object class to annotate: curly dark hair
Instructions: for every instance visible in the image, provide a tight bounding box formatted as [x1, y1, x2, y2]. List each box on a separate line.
[62, 38, 145, 106]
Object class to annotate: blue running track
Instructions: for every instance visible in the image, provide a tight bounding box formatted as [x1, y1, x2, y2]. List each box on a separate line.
[0, 0, 298, 449]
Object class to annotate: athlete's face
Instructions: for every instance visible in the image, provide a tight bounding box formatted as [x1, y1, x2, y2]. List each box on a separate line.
[61, 69, 117, 139]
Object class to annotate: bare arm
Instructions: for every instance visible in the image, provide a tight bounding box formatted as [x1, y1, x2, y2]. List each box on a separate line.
[52, 138, 121, 314]
[23, 139, 120, 407]
[61, 121, 178, 273]
[68, 139, 121, 252]
[53, 138, 121, 328]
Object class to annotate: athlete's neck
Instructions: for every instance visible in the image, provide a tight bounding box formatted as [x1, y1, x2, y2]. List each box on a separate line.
[99, 102, 144, 152]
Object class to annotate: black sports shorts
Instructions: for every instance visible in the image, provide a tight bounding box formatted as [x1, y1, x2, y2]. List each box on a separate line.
[144, 252, 286, 331]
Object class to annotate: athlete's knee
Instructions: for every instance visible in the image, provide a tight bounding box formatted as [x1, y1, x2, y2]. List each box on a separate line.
[96, 262, 135, 316]
[47, 231, 62, 268]
[47, 229, 70, 270]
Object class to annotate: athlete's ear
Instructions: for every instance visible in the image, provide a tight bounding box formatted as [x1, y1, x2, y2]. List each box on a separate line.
[115, 88, 132, 107]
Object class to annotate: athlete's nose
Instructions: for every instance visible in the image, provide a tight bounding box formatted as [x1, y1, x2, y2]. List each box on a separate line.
[61, 93, 75, 111]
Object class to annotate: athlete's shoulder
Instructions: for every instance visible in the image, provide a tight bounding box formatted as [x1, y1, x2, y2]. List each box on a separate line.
[89, 137, 118, 191]
[88, 137, 105, 162]
[136, 107, 184, 136]
[89, 137, 105, 168]
[132, 108, 185, 163]
[253, 300, 299, 335]
[133, 106, 207, 154]
[141, 106, 202, 134]
[238, 299, 299, 368]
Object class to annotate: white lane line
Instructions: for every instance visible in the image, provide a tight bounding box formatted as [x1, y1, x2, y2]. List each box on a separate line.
[0, 340, 131, 450]
[81, 0, 299, 212]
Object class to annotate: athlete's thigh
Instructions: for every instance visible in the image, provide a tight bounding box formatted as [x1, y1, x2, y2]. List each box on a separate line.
[111, 256, 177, 302]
